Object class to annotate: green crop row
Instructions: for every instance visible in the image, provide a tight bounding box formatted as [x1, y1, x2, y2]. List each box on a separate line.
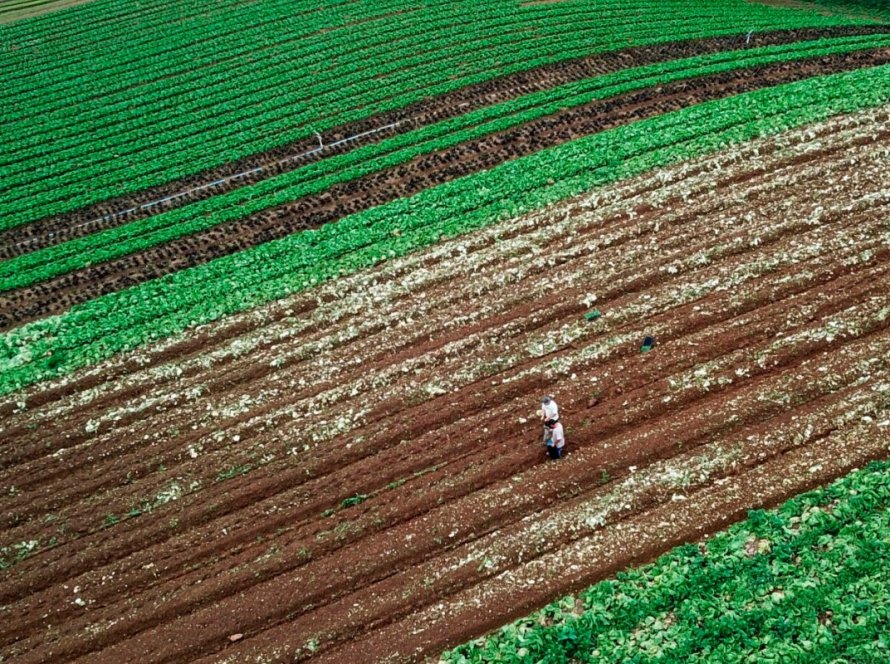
[2, 11, 848, 219]
[0, 0, 174, 46]
[0, 0, 411, 153]
[8, 17, 884, 197]
[5, 0, 858, 112]
[442, 458, 890, 664]
[6, 2, 774, 169]
[0, 0, 868, 226]
[0, 0, 378, 102]
[0, 6, 708, 173]
[4, 33, 889, 289]
[2, 0, 420, 125]
[1, 63, 889, 396]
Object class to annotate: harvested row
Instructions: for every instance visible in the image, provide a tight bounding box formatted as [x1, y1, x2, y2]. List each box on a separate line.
[318, 414, 890, 664]
[5, 47, 890, 328]
[3, 163, 887, 531]
[3, 25, 886, 254]
[2, 107, 886, 492]
[3, 112, 887, 531]
[4, 103, 886, 430]
[5, 259, 889, 661]
[1, 109, 889, 662]
[30, 329, 890, 664]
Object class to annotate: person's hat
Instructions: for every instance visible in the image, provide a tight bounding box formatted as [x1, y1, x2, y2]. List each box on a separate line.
[541, 396, 552, 404]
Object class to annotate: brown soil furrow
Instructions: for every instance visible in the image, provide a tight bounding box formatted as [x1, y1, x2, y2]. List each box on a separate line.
[2, 106, 882, 423]
[309, 416, 890, 664]
[42, 331, 890, 664]
[2, 251, 887, 656]
[1, 130, 880, 588]
[1, 190, 883, 554]
[2, 247, 882, 638]
[1, 111, 889, 662]
[0, 171, 860, 503]
[2, 26, 884, 257]
[9, 265, 888, 655]
[3, 124, 885, 480]
[4, 46, 890, 328]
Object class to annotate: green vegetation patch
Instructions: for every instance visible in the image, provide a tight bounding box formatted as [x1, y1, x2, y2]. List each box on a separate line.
[0, 0, 873, 226]
[442, 459, 890, 663]
[2, 64, 890, 395]
[815, 0, 890, 21]
[5, 32, 890, 285]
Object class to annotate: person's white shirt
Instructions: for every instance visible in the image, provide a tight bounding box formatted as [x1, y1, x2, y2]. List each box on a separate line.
[541, 398, 559, 422]
[549, 422, 565, 448]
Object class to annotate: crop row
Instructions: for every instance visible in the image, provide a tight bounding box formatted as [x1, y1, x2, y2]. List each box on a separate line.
[2, 0, 427, 130]
[1, 6, 695, 170]
[442, 459, 890, 664]
[1, 3, 868, 225]
[5, 36, 889, 285]
[0, 0, 170, 46]
[10, 0, 865, 144]
[6, 27, 888, 222]
[0, 0, 684, 127]
[4, 103, 874, 431]
[819, 0, 890, 20]
[0, 0, 386, 104]
[7, 4, 784, 169]
[0, 14, 833, 222]
[1, 64, 889, 396]
[1, 7, 717, 210]
[0, 0, 357, 99]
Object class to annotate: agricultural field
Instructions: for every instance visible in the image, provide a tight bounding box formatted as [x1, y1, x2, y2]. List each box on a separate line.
[444, 459, 890, 662]
[1, 0, 889, 662]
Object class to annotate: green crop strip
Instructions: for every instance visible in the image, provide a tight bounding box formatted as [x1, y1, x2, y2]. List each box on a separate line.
[1, 1, 858, 125]
[3, 11, 861, 225]
[4, 33, 890, 286]
[1, 63, 889, 395]
[0, 0, 870, 226]
[442, 459, 890, 663]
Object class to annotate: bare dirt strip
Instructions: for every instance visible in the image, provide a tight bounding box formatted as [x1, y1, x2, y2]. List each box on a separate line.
[0, 0, 98, 25]
[1, 106, 889, 663]
[2, 25, 886, 257]
[3, 47, 890, 331]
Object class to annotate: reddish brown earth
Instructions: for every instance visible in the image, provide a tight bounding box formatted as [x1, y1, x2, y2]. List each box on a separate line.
[2, 25, 885, 257]
[0, 107, 888, 663]
[3, 45, 890, 330]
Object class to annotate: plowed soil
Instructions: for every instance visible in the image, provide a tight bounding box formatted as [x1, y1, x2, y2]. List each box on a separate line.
[3, 45, 890, 328]
[1, 106, 889, 663]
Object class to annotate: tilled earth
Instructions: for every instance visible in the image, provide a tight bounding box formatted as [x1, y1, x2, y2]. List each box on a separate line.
[1, 106, 889, 663]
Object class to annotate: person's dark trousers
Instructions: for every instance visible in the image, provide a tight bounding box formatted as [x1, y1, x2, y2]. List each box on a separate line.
[547, 445, 563, 459]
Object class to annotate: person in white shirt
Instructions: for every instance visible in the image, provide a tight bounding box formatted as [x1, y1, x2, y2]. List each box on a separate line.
[541, 395, 559, 443]
[545, 421, 565, 459]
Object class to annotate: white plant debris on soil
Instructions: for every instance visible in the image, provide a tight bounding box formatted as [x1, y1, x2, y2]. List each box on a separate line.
[1, 105, 890, 664]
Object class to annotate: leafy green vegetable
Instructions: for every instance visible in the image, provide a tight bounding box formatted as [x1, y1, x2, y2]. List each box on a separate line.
[442, 460, 890, 663]
[0, 0, 877, 226]
[3, 62, 890, 395]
